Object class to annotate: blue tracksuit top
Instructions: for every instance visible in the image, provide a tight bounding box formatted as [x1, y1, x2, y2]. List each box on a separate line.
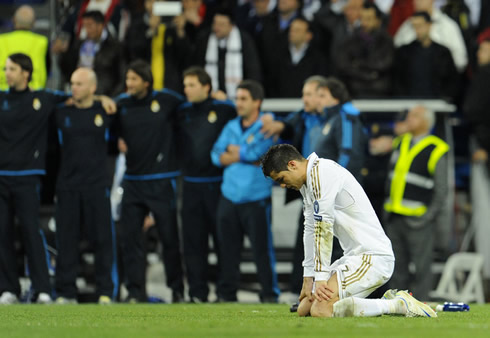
[211, 113, 276, 204]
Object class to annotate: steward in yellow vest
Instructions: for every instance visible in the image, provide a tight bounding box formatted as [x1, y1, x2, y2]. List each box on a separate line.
[384, 132, 449, 217]
[383, 105, 449, 301]
[0, 6, 49, 90]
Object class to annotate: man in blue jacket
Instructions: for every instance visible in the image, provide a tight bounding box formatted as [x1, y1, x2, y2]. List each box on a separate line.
[211, 80, 279, 303]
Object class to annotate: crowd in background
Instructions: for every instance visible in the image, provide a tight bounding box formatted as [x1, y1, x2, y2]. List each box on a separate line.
[1, 0, 490, 304]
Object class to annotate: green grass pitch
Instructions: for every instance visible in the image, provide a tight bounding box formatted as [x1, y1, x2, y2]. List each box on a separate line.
[0, 303, 489, 337]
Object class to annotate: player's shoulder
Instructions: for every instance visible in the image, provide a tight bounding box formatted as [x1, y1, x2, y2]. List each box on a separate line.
[155, 88, 185, 101]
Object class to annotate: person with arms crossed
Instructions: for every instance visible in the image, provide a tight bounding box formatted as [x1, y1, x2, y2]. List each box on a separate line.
[211, 80, 279, 303]
[260, 144, 437, 317]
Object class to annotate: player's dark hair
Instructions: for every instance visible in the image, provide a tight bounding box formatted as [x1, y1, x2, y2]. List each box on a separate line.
[127, 59, 153, 88]
[8, 53, 33, 82]
[183, 66, 212, 94]
[319, 77, 351, 104]
[82, 10, 105, 24]
[237, 79, 264, 101]
[261, 144, 305, 177]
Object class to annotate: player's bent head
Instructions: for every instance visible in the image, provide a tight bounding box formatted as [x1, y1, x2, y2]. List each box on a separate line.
[260, 144, 304, 177]
[7, 53, 33, 82]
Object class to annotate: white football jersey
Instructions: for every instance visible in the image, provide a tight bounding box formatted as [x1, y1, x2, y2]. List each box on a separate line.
[300, 153, 394, 281]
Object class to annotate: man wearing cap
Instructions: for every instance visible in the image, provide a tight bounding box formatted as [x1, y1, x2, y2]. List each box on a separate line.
[115, 60, 185, 303]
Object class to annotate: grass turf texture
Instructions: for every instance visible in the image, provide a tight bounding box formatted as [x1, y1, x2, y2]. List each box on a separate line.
[0, 304, 489, 337]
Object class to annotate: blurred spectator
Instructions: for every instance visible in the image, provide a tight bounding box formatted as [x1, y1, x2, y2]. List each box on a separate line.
[394, 0, 468, 73]
[59, 11, 124, 96]
[194, 8, 262, 100]
[393, 11, 459, 100]
[387, 0, 414, 36]
[301, 0, 322, 20]
[384, 105, 449, 301]
[235, 0, 272, 40]
[176, 0, 214, 43]
[0, 5, 49, 89]
[313, 0, 363, 75]
[276, 17, 328, 97]
[336, 1, 394, 98]
[55, 0, 128, 45]
[124, 0, 192, 91]
[176, 66, 236, 303]
[211, 80, 279, 303]
[259, 0, 302, 96]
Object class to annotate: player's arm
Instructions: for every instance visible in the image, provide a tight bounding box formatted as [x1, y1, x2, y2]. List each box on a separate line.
[239, 126, 276, 164]
[94, 95, 117, 114]
[211, 122, 237, 167]
[300, 197, 315, 303]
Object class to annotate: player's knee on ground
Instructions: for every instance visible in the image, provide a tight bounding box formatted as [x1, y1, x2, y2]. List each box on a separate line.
[310, 297, 338, 318]
[297, 298, 312, 317]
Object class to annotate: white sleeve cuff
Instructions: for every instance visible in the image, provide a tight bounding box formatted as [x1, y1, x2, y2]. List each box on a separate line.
[314, 272, 330, 281]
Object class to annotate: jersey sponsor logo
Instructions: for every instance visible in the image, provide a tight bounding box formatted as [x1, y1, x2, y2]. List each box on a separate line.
[151, 100, 160, 113]
[246, 134, 255, 144]
[313, 214, 322, 221]
[94, 114, 103, 127]
[314, 200, 320, 213]
[322, 123, 331, 136]
[33, 98, 41, 111]
[208, 110, 217, 123]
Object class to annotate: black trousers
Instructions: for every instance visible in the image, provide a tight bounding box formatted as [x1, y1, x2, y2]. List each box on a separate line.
[216, 196, 279, 302]
[55, 188, 117, 299]
[120, 179, 183, 301]
[181, 181, 221, 301]
[0, 176, 51, 296]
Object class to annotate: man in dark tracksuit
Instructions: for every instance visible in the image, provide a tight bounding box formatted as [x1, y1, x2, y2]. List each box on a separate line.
[116, 60, 184, 303]
[211, 80, 279, 303]
[54, 68, 117, 304]
[177, 66, 236, 303]
[313, 77, 367, 183]
[0, 53, 69, 304]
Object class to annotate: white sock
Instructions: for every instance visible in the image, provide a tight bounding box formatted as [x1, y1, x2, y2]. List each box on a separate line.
[334, 297, 404, 317]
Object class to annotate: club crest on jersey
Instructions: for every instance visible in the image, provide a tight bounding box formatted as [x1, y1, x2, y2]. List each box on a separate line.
[151, 100, 160, 113]
[322, 123, 331, 136]
[208, 111, 217, 123]
[314, 200, 320, 213]
[94, 114, 103, 127]
[33, 98, 41, 110]
[246, 134, 255, 144]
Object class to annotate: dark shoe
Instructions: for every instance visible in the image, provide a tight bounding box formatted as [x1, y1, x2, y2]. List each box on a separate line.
[189, 296, 207, 304]
[290, 302, 299, 313]
[172, 291, 184, 304]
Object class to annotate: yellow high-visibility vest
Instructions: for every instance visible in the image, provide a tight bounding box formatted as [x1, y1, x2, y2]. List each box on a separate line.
[384, 133, 449, 217]
[0, 30, 49, 90]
